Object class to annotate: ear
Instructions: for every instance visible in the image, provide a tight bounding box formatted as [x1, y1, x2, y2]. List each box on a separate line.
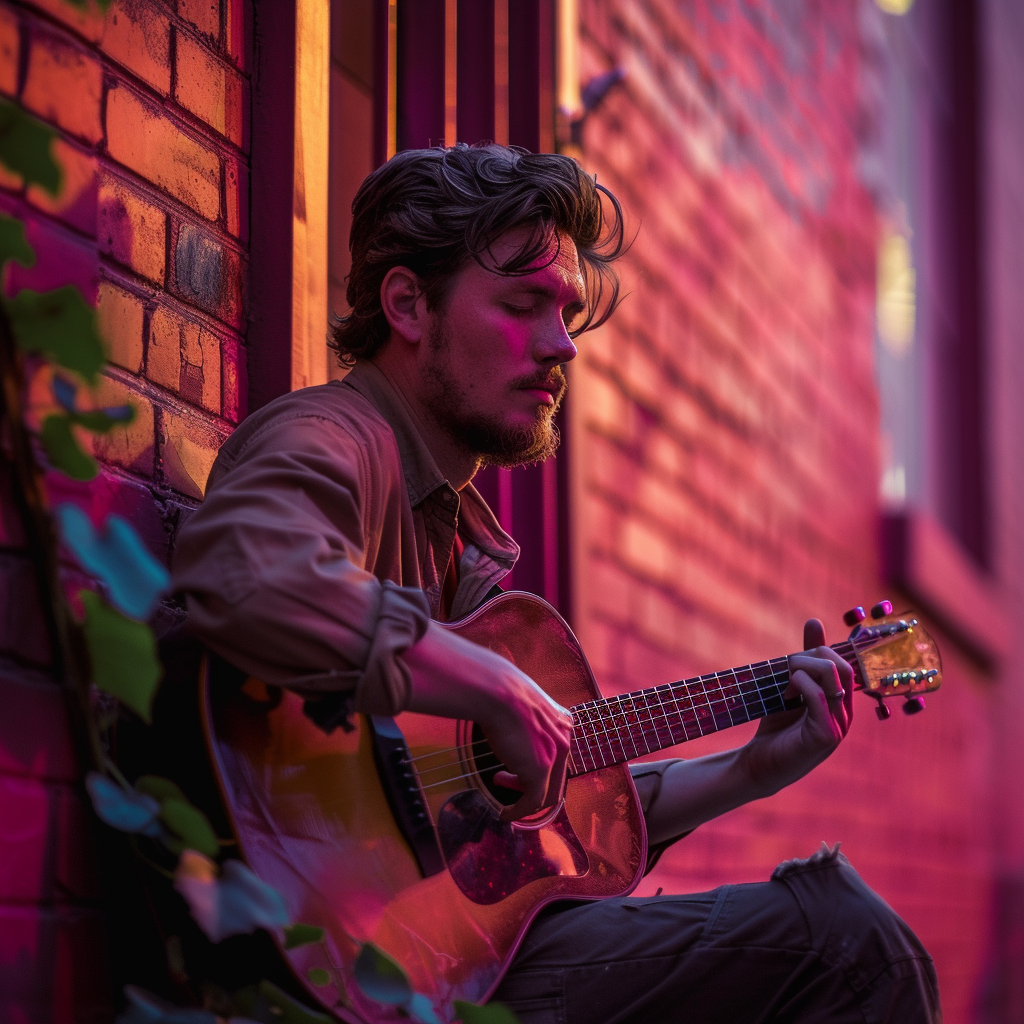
[380, 266, 429, 345]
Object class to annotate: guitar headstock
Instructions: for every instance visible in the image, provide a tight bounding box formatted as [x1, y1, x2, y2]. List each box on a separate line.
[841, 600, 942, 720]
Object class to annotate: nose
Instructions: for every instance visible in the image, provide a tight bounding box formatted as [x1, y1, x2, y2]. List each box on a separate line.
[535, 316, 578, 366]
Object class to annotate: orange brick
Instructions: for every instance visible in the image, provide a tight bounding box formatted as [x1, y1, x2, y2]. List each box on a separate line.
[82, 377, 155, 476]
[160, 408, 222, 498]
[101, 0, 171, 95]
[225, 0, 251, 72]
[179, 0, 220, 40]
[97, 174, 167, 285]
[27, 140, 97, 236]
[0, 6, 17, 97]
[22, 0, 106, 43]
[106, 86, 221, 221]
[224, 156, 248, 241]
[96, 281, 145, 374]
[22, 33, 103, 143]
[147, 305, 184, 392]
[175, 33, 249, 149]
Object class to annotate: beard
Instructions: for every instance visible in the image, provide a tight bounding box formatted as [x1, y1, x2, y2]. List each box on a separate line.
[422, 316, 566, 469]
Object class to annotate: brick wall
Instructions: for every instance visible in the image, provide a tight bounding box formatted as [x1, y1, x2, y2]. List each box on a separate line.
[0, 0, 251, 1016]
[569, 2, 1002, 1022]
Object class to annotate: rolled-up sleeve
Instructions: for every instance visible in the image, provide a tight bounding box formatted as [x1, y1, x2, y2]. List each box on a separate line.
[172, 415, 430, 716]
[630, 759, 692, 874]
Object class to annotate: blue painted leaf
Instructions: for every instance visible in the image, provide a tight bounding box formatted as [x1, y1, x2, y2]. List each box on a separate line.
[52, 376, 136, 430]
[0, 215, 34, 269]
[52, 375, 77, 412]
[80, 591, 162, 722]
[85, 772, 162, 835]
[8, 285, 105, 382]
[0, 100, 61, 196]
[57, 506, 170, 620]
[353, 943, 412, 1006]
[40, 415, 97, 481]
[407, 992, 442, 1024]
[174, 851, 290, 943]
[118, 986, 218, 1024]
[284, 923, 325, 950]
[453, 1002, 522, 1024]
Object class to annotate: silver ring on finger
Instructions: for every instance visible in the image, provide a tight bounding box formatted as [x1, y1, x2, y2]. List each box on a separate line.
[828, 688, 846, 702]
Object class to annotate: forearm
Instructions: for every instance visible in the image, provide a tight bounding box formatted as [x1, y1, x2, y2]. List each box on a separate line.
[642, 746, 779, 846]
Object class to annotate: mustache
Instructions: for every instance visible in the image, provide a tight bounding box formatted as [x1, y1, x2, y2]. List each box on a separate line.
[512, 366, 568, 398]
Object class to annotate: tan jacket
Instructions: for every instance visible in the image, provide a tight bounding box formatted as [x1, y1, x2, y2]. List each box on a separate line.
[172, 360, 519, 715]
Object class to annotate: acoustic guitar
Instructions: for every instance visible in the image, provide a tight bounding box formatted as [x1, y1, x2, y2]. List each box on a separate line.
[201, 594, 941, 1023]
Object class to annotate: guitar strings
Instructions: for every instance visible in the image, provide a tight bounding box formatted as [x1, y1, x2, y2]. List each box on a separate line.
[402, 633, 884, 791]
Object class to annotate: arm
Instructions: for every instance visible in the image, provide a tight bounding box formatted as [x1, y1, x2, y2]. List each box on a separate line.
[642, 618, 855, 846]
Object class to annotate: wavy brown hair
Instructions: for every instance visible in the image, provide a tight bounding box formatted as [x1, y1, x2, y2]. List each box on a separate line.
[329, 143, 626, 367]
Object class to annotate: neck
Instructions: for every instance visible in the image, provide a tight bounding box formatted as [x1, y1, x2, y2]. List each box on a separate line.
[369, 354, 479, 490]
[566, 636, 860, 776]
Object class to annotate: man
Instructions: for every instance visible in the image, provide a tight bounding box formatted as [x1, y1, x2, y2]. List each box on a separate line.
[173, 144, 939, 1022]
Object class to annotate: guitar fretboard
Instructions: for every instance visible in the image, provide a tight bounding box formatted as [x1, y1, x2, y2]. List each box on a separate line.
[567, 639, 858, 776]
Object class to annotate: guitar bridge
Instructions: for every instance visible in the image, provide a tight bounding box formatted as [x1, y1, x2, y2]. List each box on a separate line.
[368, 715, 445, 878]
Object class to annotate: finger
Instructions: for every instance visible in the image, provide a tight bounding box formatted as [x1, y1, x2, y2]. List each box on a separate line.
[811, 646, 855, 728]
[804, 617, 826, 650]
[493, 770, 525, 791]
[789, 654, 848, 732]
[500, 778, 548, 822]
[787, 669, 843, 745]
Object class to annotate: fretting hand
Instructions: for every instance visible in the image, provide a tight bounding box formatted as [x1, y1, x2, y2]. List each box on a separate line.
[739, 618, 854, 795]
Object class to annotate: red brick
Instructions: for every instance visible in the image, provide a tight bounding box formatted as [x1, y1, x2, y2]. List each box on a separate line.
[96, 279, 145, 373]
[171, 220, 244, 327]
[21, 0, 106, 43]
[179, 0, 220, 41]
[221, 334, 246, 423]
[225, 0, 252, 72]
[97, 173, 167, 285]
[149, 304, 222, 413]
[0, 669, 80, 781]
[159, 407, 225, 498]
[22, 32, 103, 143]
[225, 156, 249, 241]
[147, 304, 183, 391]
[26, 140, 97, 236]
[0, 902, 113, 1020]
[6, 214, 98, 304]
[0, 774, 99, 901]
[81, 377, 155, 476]
[101, 0, 171, 95]
[106, 85, 221, 220]
[0, 6, 18, 97]
[175, 32, 249, 149]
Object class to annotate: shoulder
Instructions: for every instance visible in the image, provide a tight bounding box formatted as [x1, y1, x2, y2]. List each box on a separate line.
[214, 381, 400, 472]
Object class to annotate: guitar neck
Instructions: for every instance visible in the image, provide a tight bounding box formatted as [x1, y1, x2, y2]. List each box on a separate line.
[567, 638, 859, 776]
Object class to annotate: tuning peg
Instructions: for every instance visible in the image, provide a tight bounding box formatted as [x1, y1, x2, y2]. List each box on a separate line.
[870, 600, 893, 620]
[874, 700, 891, 721]
[843, 606, 866, 627]
[902, 695, 926, 715]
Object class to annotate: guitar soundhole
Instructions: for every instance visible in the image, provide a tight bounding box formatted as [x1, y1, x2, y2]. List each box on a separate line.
[470, 723, 523, 807]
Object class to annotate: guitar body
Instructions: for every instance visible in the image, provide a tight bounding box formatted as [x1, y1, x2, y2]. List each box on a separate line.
[202, 593, 647, 1023]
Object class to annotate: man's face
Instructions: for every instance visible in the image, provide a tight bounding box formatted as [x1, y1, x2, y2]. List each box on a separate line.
[421, 228, 586, 469]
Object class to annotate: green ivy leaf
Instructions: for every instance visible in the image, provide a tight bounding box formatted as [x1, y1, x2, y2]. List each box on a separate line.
[80, 590, 161, 722]
[0, 216, 34, 269]
[453, 1002, 522, 1024]
[306, 968, 331, 988]
[284, 923, 325, 950]
[7, 285, 105, 383]
[353, 943, 412, 1006]
[160, 798, 219, 858]
[62, 0, 113, 9]
[135, 775, 187, 803]
[40, 415, 98, 480]
[239, 980, 332, 1023]
[0, 101, 61, 195]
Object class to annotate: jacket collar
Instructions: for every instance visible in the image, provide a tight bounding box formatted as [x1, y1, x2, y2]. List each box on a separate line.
[340, 361, 519, 570]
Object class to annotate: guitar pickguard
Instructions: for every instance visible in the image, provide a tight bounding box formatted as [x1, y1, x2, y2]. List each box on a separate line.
[437, 789, 589, 905]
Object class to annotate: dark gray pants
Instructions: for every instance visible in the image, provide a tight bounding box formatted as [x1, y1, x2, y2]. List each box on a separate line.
[493, 846, 940, 1024]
